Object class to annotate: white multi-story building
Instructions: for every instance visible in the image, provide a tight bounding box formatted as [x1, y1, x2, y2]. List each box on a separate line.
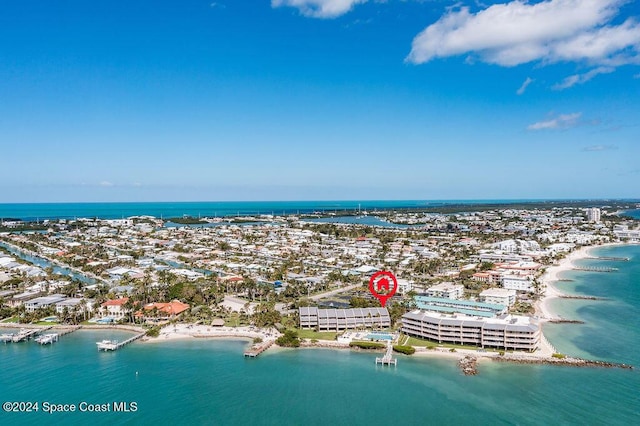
[480, 288, 517, 307]
[586, 208, 601, 223]
[299, 307, 390, 331]
[401, 310, 540, 351]
[613, 225, 640, 240]
[397, 278, 414, 294]
[425, 282, 464, 299]
[99, 298, 131, 319]
[24, 294, 67, 313]
[55, 298, 94, 315]
[502, 275, 535, 292]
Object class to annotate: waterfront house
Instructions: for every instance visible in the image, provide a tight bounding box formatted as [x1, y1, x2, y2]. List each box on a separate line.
[24, 294, 67, 313]
[99, 297, 131, 320]
[134, 300, 190, 323]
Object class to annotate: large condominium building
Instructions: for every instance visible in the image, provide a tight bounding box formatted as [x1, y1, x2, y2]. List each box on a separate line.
[413, 296, 507, 318]
[299, 307, 390, 331]
[586, 208, 601, 223]
[401, 310, 540, 351]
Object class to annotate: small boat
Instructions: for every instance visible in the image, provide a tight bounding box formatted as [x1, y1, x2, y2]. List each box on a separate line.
[96, 339, 119, 351]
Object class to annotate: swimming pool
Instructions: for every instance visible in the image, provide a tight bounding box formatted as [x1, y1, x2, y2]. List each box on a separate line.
[365, 332, 394, 341]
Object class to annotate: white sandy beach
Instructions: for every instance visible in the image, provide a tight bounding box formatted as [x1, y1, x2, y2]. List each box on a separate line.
[145, 323, 280, 344]
[536, 242, 624, 320]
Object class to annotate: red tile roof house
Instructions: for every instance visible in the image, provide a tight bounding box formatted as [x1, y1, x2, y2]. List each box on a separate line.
[134, 300, 190, 324]
[99, 297, 131, 320]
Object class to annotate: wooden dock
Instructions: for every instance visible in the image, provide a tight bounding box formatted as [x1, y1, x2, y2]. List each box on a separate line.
[117, 332, 146, 349]
[244, 340, 274, 357]
[55, 325, 82, 337]
[375, 342, 397, 366]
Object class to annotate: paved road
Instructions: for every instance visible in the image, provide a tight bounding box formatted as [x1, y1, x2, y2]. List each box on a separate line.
[310, 283, 361, 301]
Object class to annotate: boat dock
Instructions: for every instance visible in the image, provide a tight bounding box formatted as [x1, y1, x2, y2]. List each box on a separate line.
[375, 342, 397, 366]
[97, 332, 146, 351]
[244, 340, 274, 357]
[12, 327, 53, 342]
[572, 266, 618, 272]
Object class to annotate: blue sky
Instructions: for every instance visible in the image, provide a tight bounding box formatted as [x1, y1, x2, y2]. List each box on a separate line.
[1, 0, 639, 202]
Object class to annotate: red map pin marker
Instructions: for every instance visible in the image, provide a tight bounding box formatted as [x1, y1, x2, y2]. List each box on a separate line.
[368, 271, 398, 308]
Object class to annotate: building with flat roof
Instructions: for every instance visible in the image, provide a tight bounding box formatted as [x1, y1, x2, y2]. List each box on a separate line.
[502, 275, 535, 292]
[413, 296, 506, 318]
[586, 208, 601, 223]
[299, 307, 390, 331]
[55, 298, 94, 314]
[425, 282, 464, 299]
[24, 294, 67, 313]
[401, 310, 540, 351]
[479, 288, 517, 307]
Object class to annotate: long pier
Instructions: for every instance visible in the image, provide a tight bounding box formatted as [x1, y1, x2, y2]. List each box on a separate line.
[244, 340, 274, 357]
[118, 332, 146, 348]
[375, 342, 397, 366]
[585, 256, 629, 261]
[114, 332, 146, 350]
[55, 325, 82, 337]
[572, 266, 618, 272]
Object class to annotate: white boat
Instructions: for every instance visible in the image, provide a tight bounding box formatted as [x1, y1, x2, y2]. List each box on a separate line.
[35, 333, 59, 345]
[0, 333, 14, 343]
[96, 339, 118, 351]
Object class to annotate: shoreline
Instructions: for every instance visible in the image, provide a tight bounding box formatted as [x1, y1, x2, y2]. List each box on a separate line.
[143, 324, 279, 344]
[536, 241, 628, 321]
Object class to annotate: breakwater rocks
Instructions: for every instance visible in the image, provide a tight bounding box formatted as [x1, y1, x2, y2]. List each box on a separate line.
[458, 356, 478, 375]
[559, 295, 607, 301]
[548, 319, 585, 324]
[495, 356, 633, 370]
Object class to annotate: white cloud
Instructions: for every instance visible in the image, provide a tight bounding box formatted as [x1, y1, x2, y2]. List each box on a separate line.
[516, 77, 534, 95]
[99, 181, 114, 187]
[553, 66, 615, 89]
[407, 0, 640, 74]
[582, 144, 618, 151]
[527, 112, 582, 130]
[272, 0, 367, 18]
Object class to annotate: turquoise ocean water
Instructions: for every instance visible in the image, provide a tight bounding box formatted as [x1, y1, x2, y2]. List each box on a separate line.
[1, 244, 639, 425]
[0, 200, 546, 221]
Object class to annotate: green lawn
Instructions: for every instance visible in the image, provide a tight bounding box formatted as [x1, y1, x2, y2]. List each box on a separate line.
[406, 336, 438, 348]
[405, 336, 492, 351]
[223, 313, 250, 327]
[1, 317, 20, 323]
[294, 328, 338, 341]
